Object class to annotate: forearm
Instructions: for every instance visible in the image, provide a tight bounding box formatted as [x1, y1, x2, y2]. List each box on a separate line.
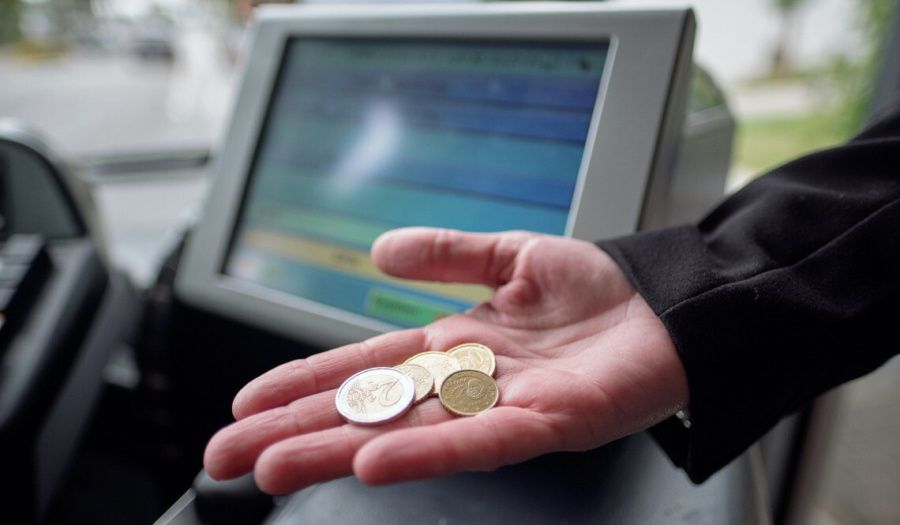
[599, 98, 900, 482]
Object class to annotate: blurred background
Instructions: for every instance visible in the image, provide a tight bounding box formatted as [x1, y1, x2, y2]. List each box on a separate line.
[0, 0, 897, 523]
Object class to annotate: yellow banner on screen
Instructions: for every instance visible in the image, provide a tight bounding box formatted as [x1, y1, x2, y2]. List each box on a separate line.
[241, 228, 493, 305]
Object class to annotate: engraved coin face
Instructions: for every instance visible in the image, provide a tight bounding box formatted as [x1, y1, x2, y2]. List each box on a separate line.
[447, 343, 496, 377]
[335, 367, 415, 425]
[439, 370, 499, 416]
[404, 352, 462, 395]
[393, 363, 434, 404]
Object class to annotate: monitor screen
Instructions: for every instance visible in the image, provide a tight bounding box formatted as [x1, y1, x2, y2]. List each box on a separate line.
[223, 38, 609, 329]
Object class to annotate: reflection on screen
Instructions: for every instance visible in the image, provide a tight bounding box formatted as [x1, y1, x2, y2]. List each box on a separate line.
[226, 38, 608, 329]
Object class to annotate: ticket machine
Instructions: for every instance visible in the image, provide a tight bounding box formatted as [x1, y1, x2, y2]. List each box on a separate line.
[175, 3, 721, 344]
[150, 4, 760, 525]
[0, 3, 769, 524]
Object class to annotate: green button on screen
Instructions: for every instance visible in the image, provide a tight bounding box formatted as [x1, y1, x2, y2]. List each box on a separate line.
[366, 288, 458, 326]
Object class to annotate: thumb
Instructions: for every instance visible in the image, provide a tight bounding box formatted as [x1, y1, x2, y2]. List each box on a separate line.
[371, 228, 538, 288]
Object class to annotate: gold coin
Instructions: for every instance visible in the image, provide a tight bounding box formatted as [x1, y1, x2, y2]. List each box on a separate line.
[335, 367, 415, 425]
[447, 343, 496, 377]
[393, 363, 434, 404]
[439, 370, 499, 416]
[404, 351, 461, 395]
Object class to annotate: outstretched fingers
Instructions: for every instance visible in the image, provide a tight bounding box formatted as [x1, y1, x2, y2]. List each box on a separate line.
[205, 390, 342, 480]
[352, 406, 566, 486]
[372, 228, 538, 288]
[232, 329, 426, 420]
[252, 400, 456, 494]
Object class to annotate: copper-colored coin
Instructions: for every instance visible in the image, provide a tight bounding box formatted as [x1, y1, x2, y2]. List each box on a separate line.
[335, 367, 415, 425]
[447, 343, 496, 377]
[393, 363, 434, 404]
[439, 370, 499, 416]
[404, 351, 461, 395]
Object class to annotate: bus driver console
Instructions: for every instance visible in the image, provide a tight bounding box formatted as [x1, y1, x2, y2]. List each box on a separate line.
[157, 4, 759, 524]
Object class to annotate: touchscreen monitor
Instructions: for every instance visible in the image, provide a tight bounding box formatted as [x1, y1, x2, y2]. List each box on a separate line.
[224, 38, 609, 328]
[175, 4, 695, 347]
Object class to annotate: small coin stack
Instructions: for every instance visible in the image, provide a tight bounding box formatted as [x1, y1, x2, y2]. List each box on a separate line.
[335, 343, 499, 425]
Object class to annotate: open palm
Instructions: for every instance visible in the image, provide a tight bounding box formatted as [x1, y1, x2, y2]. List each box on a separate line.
[204, 228, 688, 494]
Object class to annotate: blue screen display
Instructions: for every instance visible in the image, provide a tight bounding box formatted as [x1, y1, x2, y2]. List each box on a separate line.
[226, 38, 608, 328]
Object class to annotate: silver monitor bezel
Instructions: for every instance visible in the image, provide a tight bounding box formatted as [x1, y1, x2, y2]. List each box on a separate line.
[175, 3, 695, 348]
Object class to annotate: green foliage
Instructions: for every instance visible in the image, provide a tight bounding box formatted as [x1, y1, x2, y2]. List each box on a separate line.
[771, 0, 812, 11]
[806, 0, 896, 134]
[736, 0, 897, 175]
[0, 0, 21, 45]
[734, 113, 854, 174]
[843, 0, 898, 124]
[810, 0, 896, 136]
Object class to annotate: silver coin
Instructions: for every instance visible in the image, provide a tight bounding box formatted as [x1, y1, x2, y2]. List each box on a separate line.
[335, 367, 416, 425]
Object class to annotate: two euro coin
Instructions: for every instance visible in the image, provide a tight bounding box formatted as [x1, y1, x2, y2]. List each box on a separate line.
[335, 367, 416, 426]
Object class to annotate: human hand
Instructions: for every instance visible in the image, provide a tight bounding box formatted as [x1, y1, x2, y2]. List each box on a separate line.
[203, 228, 688, 494]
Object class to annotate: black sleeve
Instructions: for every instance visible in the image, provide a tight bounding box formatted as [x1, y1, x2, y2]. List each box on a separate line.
[598, 98, 900, 484]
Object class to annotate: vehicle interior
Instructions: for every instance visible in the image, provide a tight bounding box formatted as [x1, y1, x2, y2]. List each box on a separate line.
[1, 2, 898, 524]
